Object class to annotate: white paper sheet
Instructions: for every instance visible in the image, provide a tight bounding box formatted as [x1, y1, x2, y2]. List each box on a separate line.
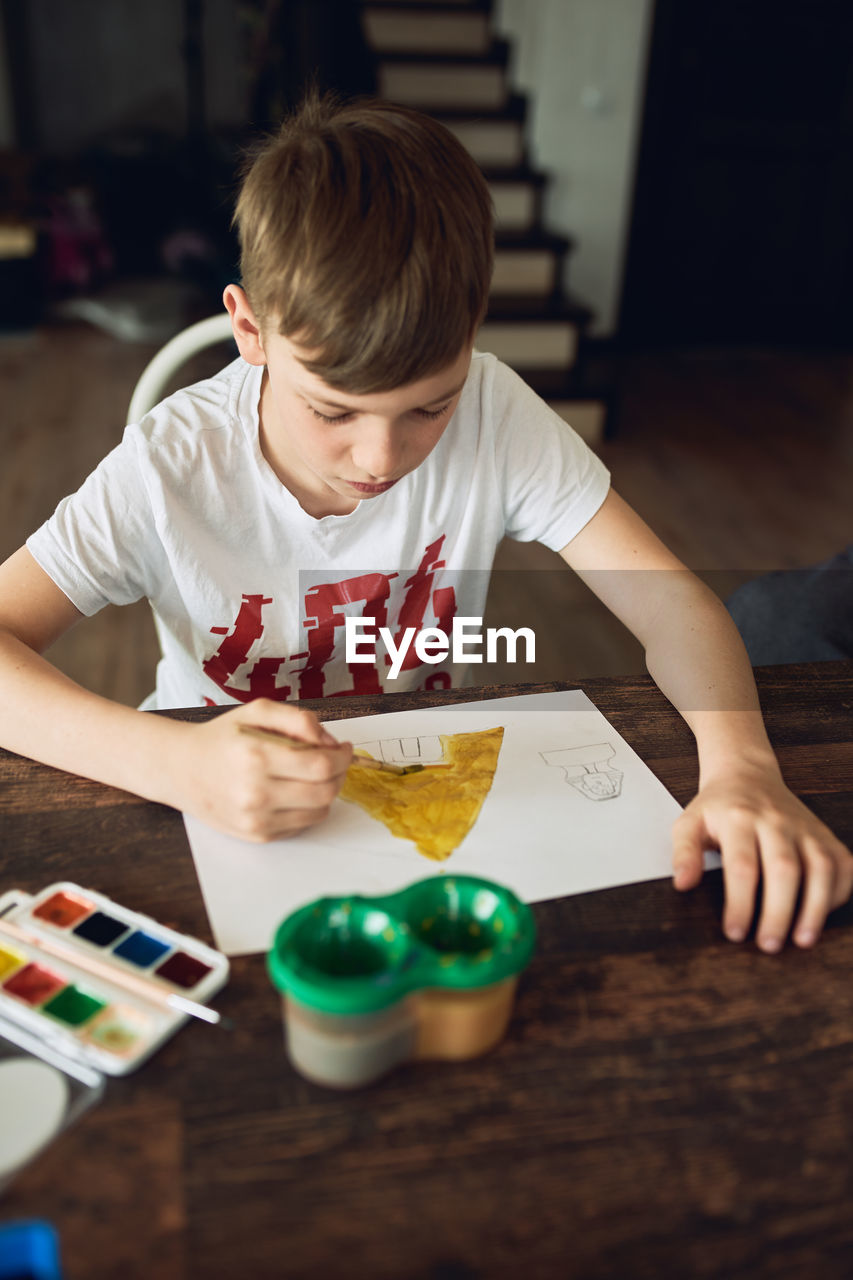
[184, 690, 716, 956]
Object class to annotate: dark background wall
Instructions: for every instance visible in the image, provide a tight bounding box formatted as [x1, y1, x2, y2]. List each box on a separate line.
[621, 0, 853, 347]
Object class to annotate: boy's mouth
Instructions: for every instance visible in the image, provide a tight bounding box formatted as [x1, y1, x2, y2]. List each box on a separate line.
[347, 479, 397, 495]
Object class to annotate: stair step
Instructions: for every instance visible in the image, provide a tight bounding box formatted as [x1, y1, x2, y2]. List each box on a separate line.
[364, 5, 606, 442]
[362, 5, 492, 55]
[368, 0, 482, 5]
[481, 162, 545, 181]
[478, 319, 579, 370]
[443, 114, 525, 167]
[472, 153, 552, 232]
[491, 247, 563, 297]
[367, 0, 483, 6]
[496, 228, 571, 250]
[484, 292, 590, 320]
[378, 49, 509, 111]
[489, 174, 545, 232]
[478, 292, 591, 368]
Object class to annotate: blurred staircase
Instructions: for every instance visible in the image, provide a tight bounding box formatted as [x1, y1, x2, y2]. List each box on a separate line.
[361, 0, 608, 446]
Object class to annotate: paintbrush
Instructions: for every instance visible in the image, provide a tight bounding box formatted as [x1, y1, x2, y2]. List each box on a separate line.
[238, 724, 448, 775]
[0, 917, 227, 1027]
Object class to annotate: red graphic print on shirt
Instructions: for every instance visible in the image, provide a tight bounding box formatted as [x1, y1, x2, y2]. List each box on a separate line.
[201, 537, 457, 703]
[202, 593, 277, 702]
[299, 571, 394, 699]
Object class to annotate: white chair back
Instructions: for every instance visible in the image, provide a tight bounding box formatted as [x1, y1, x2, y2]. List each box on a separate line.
[127, 313, 235, 422]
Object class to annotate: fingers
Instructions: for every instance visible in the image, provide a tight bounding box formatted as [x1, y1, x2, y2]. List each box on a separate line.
[717, 816, 853, 953]
[235, 697, 340, 747]
[751, 825, 801, 952]
[212, 752, 345, 842]
[190, 700, 355, 841]
[671, 810, 708, 891]
[676, 784, 853, 952]
[228, 697, 353, 782]
[791, 834, 853, 948]
[228, 729, 351, 840]
[719, 823, 760, 944]
[230, 802, 336, 844]
[245, 732, 352, 784]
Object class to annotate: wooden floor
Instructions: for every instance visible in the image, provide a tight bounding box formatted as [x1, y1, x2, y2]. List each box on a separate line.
[2, 322, 851, 705]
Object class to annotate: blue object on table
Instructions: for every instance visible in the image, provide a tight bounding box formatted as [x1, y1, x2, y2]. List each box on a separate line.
[0, 1220, 62, 1279]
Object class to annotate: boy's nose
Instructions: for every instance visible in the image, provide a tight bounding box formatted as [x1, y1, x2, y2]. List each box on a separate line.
[353, 422, 402, 479]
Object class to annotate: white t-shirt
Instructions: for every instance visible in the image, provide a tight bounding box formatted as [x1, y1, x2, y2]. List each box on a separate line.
[27, 352, 610, 708]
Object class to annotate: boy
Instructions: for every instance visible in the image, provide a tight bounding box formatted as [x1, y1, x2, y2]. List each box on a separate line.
[0, 94, 849, 952]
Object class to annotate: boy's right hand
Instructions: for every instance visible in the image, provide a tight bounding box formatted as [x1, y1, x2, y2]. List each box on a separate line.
[174, 700, 353, 842]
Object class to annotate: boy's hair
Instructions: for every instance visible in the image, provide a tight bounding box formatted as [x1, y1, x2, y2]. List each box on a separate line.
[233, 92, 494, 392]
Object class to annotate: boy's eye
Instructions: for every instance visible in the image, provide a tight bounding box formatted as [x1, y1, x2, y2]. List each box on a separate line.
[309, 407, 352, 423]
[415, 401, 452, 420]
[307, 400, 453, 424]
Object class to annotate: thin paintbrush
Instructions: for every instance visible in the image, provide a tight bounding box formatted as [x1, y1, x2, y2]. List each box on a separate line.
[0, 917, 226, 1027]
[238, 724, 448, 775]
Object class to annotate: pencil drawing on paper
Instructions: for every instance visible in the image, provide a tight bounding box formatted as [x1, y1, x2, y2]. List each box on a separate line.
[352, 734, 447, 766]
[540, 743, 623, 801]
[340, 727, 505, 862]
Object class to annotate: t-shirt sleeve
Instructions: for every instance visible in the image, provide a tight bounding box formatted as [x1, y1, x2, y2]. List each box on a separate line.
[26, 427, 164, 615]
[485, 356, 611, 551]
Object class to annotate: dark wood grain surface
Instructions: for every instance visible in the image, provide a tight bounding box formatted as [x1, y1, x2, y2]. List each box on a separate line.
[1, 664, 852, 1280]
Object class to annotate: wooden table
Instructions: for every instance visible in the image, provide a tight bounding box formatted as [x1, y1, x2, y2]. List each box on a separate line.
[1, 664, 852, 1280]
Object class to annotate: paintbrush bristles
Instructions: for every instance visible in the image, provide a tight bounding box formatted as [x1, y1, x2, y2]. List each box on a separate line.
[350, 755, 412, 775]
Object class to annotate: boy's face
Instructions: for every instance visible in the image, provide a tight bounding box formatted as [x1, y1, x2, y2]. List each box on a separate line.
[256, 329, 472, 517]
[224, 285, 472, 519]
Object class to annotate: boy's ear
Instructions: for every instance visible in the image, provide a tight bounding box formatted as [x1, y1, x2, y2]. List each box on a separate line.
[223, 284, 267, 365]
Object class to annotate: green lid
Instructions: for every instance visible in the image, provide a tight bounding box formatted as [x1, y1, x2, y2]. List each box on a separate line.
[267, 875, 536, 1016]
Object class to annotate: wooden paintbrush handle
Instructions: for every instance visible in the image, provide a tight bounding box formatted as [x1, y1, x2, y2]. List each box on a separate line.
[237, 724, 410, 774]
[238, 725, 317, 751]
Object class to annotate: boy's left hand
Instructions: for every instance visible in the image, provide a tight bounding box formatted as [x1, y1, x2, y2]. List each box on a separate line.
[671, 767, 853, 951]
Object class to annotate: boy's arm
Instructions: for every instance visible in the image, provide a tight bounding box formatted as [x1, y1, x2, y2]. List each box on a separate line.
[0, 547, 352, 841]
[558, 490, 853, 951]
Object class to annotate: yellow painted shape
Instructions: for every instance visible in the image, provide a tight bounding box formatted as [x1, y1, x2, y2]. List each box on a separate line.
[340, 726, 504, 861]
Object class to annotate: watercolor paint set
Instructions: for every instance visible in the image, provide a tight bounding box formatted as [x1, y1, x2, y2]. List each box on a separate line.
[0, 881, 228, 1191]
